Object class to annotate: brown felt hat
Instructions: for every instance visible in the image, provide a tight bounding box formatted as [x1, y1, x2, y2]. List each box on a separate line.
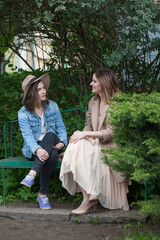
[22, 73, 50, 104]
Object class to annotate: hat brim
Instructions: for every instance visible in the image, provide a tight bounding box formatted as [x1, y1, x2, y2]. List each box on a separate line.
[22, 73, 50, 104]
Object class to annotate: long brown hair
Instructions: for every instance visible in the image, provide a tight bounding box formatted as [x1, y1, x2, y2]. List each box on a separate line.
[24, 80, 49, 113]
[94, 69, 119, 104]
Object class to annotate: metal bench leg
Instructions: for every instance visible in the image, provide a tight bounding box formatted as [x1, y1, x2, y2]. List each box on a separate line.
[2, 168, 6, 205]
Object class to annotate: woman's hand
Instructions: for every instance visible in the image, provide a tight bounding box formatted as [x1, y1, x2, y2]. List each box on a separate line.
[69, 130, 86, 143]
[53, 142, 65, 150]
[36, 148, 49, 162]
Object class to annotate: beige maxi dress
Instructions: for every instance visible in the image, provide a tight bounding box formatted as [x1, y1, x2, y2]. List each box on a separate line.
[60, 97, 129, 211]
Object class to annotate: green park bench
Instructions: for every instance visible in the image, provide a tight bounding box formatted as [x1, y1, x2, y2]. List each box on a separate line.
[0, 107, 88, 205]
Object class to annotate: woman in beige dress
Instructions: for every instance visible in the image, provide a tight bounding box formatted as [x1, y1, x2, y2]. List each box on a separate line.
[60, 69, 129, 215]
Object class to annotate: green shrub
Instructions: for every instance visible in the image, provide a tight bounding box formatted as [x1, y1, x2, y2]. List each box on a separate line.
[102, 92, 160, 184]
[137, 195, 160, 221]
[102, 92, 160, 217]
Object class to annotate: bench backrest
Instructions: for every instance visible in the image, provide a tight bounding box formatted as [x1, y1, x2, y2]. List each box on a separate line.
[3, 107, 88, 159]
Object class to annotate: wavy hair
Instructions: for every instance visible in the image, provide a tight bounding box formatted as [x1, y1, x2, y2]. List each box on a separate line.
[94, 69, 120, 104]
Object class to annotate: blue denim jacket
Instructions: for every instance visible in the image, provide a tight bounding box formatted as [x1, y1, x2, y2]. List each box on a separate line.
[18, 100, 67, 158]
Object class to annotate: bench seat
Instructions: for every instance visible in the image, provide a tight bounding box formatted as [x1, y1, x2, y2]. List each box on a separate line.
[0, 152, 64, 169]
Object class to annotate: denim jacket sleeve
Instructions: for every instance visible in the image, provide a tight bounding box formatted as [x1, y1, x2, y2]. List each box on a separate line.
[18, 107, 42, 156]
[50, 102, 67, 146]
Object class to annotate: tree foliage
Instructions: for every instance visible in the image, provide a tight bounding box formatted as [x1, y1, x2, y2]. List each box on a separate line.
[0, 0, 159, 92]
[103, 0, 160, 92]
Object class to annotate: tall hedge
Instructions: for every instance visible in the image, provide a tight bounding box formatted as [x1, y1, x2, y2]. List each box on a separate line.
[102, 92, 160, 186]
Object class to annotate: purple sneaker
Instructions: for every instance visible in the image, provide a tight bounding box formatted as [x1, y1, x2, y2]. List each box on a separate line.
[37, 194, 51, 210]
[20, 174, 35, 187]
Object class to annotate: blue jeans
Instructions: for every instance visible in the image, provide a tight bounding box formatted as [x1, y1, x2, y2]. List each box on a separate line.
[30, 132, 60, 195]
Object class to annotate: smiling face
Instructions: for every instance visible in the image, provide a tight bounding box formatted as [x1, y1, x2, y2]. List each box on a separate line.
[24, 79, 49, 112]
[37, 81, 47, 102]
[90, 73, 103, 95]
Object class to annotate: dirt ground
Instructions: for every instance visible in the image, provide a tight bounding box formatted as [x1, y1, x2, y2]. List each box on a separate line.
[0, 203, 160, 240]
[0, 201, 160, 240]
[0, 217, 160, 240]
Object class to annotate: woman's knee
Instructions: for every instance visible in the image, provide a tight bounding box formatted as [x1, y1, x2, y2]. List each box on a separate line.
[43, 132, 59, 144]
[49, 149, 58, 164]
[45, 132, 55, 138]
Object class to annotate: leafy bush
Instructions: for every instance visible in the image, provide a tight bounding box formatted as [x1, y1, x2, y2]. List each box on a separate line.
[0, 168, 82, 204]
[137, 195, 160, 221]
[102, 92, 160, 218]
[102, 92, 160, 184]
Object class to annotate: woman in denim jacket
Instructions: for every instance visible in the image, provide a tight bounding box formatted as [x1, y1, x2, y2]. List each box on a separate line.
[18, 73, 67, 209]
